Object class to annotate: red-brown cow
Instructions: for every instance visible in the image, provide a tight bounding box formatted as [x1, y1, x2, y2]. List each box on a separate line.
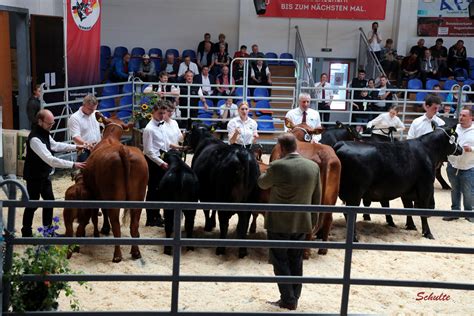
[82, 113, 148, 262]
[270, 118, 341, 258]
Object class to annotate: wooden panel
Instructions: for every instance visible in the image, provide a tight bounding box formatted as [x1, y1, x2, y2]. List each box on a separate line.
[0, 11, 13, 129]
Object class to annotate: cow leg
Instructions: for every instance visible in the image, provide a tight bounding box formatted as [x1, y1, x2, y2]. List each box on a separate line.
[204, 209, 217, 232]
[184, 209, 196, 251]
[163, 209, 174, 256]
[303, 232, 313, 259]
[362, 198, 372, 221]
[417, 194, 435, 240]
[63, 208, 76, 259]
[381, 200, 396, 227]
[129, 209, 142, 260]
[421, 216, 434, 239]
[216, 211, 231, 256]
[249, 212, 258, 234]
[92, 209, 100, 237]
[317, 213, 333, 255]
[436, 164, 451, 190]
[236, 211, 251, 259]
[108, 209, 123, 263]
[100, 209, 111, 235]
[402, 198, 417, 230]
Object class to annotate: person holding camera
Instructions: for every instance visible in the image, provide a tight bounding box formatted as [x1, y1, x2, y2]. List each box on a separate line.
[367, 21, 383, 60]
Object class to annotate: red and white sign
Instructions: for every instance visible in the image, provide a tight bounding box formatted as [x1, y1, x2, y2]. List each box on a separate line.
[67, 0, 101, 86]
[261, 0, 386, 20]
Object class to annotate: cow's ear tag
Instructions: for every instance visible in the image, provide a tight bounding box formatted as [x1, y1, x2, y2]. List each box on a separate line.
[160, 152, 165, 159]
[449, 135, 455, 144]
[304, 134, 312, 142]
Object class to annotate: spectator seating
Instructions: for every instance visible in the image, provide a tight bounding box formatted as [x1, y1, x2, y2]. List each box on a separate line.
[265, 52, 278, 65]
[182, 49, 197, 61]
[255, 100, 272, 116]
[443, 79, 458, 91]
[113, 46, 128, 58]
[235, 87, 251, 97]
[198, 99, 214, 115]
[123, 83, 133, 93]
[102, 83, 119, 97]
[407, 78, 423, 90]
[253, 87, 269, 99]
[117, 95, 133, 119]
[131, 47, 145, 57]
[454, 68, 468, 82]
[257, 114, 275, 131]
[165, 48, 179, 59]
[100, 46, 112, 81]
[279, 53, 294, 65]
[463, 79, 474, 86]
[129, 58, 141, 73]
[149, 48, 163, 59]
[415, 91, 427, 104]
[426, 79, 439, 91]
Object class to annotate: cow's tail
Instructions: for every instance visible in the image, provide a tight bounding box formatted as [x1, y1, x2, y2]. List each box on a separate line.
[119, 145, 131, 226]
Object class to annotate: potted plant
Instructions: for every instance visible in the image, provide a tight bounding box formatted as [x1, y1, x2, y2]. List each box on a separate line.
[7, 216, 87, 312]
[134, 98, 156, 129]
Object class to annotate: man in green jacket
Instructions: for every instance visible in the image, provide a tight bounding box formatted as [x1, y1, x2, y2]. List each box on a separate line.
[258, 133, 321, 311]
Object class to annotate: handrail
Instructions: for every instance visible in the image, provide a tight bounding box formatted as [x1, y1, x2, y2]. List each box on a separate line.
[357, 27, 388, 81]
[294, 26, 315, 88]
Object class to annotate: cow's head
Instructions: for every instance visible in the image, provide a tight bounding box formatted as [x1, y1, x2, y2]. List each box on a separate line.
[436, 126, 463, 157]
[284, 118, 323, 142]
[183, 122, 213, 151]
[96, 112, 133, 139]
[161, 149, 185, 164]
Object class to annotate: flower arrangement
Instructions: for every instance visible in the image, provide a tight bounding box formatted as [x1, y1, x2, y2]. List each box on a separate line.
[8, 216, 87, 312]
[133, 93, 159, 125]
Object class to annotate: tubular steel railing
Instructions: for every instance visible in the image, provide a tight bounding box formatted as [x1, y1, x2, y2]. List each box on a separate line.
[1, 180, 473, 315]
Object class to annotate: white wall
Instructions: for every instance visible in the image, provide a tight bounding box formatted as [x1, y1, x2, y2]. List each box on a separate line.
[0, 0, 62, 16]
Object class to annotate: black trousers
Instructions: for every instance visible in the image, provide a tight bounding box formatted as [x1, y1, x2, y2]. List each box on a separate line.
[145, 156, 166, 222]
[267, 231, 305, 305]
[22, 178, 55, 237]
[318, 102, 331, 124]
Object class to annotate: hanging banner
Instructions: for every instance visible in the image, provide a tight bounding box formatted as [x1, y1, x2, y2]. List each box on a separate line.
[66, 0, 101, 87]
[417, 0, 474, 37]
[261, 0, 386, 20]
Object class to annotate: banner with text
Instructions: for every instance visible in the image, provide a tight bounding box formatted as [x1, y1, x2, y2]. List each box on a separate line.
[417, 0, 474, 37]
[66, 0, 101, 87]
[261, 0, 386, 20]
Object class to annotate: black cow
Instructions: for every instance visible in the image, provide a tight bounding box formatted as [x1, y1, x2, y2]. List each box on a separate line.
[335, 127, 463, 241]
[185, 123, 260, 258]
[319, 121, 361, 147]
[157, 150, 199, 256]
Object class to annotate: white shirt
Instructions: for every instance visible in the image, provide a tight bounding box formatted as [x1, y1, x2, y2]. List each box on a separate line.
[68, 108, 101, 144]
[227, 116, 258, 146]
[200, 75, 213, 95]
[367, 30, 382, 52]
[163, 119, 183, 147]
[448, 124, 474, 170]
[219, 103, 238, 119]
[177, 61, 199, 77]
[407, 114, 445, 139]
[143, 83, 179, 96]
[367, 112, 405, 136]
[250, 65, 270, 78]
[285, 107, 322, 142]
[314, 82, 334, 102]
[29, 136, 76, 169]
[143, 119, 167, 166]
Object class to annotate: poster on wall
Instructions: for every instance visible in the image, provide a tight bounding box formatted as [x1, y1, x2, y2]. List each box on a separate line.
[66, 0, 101, 87]
[417, 0, 474, 37]
[261, 0, 386, 20]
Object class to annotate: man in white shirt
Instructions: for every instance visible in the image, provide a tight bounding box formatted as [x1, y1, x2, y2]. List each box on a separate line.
[367, 21, 382, 60]
[177, 55, 199, 78]
[22, 109, 86, 237]
[407, 95, 445, 140]
[443, 107, 474, 222]
[68, 94, 101, 162]
[314, 73, 333, 125]
[285, 92, 322, 143]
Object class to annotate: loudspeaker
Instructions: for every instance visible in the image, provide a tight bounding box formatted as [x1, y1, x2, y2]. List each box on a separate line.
[254, 0, 266, 15]
[470, 2, 474, 20]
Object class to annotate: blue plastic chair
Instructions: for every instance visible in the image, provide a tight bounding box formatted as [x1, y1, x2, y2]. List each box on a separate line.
[454, 68, 468, 81]
[426, 79, 440, 91]
[131, 47, 145, 57]
[257, 115, 274, 131]
[253, 88, 269, 99]
[102, 84, 119, 97]
[468, 57, 474, 69]
[100, 45, 111, 59]
[235, 87, 250, 97]
[443, 79, 458, 91]
[99, 98, 115, 117]
[415, 92, 427, 103]
[463, 79, 474, 87]
[265, 52, 278, 65]
[198, 100, 214, 115]
[149, 48, 163, 59]
[165, 48, 179, 59]
[182, 49, 196, 61]
[117, 96, 133, 119]
[279, 53, 294, 65]
[407, 78, 423, 90]
[123, 83, 133, 93]
[129, 58, 141, 73]
[255, 100, 272, 116]
[113, 46, 128, 58]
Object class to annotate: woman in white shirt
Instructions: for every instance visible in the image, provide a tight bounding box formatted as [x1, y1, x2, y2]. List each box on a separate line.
[227, 101, 259, 148]
[366, 105, 405, 140]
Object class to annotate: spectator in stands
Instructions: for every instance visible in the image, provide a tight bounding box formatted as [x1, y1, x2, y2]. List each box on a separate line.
[250, 59, 272, 96]
[144, 71, 180, 109]
[373, 75, 393, 111]
[429, 84, 445, 102]
[233, 45, 249, 59]
[233, 59, 246, 85]
[445, 85, 467, 113]
[349, 69, 367, 103]
[419, 49, 438, 89]
[213, 33, 229, 54]
[178, 71, 204, 126]
[448, 40, 469, 76]
[314, 73, 333, 124]
[285, 92, 322, 143]
[219, 98, 238, 122]
[401, 51, 420, 80]
[27, 84, 42, 128]
[160, 53, 179, 83]
[137, 54, 157, 82]
[429, 38, 448, 77]
[110, 52, 130, 82]
[227, 101, 259, 148]
[367, 22, 382, 60]
[410, 39, 427, 59]
[197, 41, 214, 71]
[351, 89, 372, 130]
[178, 55, 199, 78]
[250, 44, 265, 67]
[197, 32, 213, 55]
[366, 78, 379, 106]
[216, 66, 235, 97]
[194, 65, 215, 97]
[366, 105, 405, 139]
[380, 39, 401, 87]
[440, 104, 454, 117]
[213, 43, 231, 76]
